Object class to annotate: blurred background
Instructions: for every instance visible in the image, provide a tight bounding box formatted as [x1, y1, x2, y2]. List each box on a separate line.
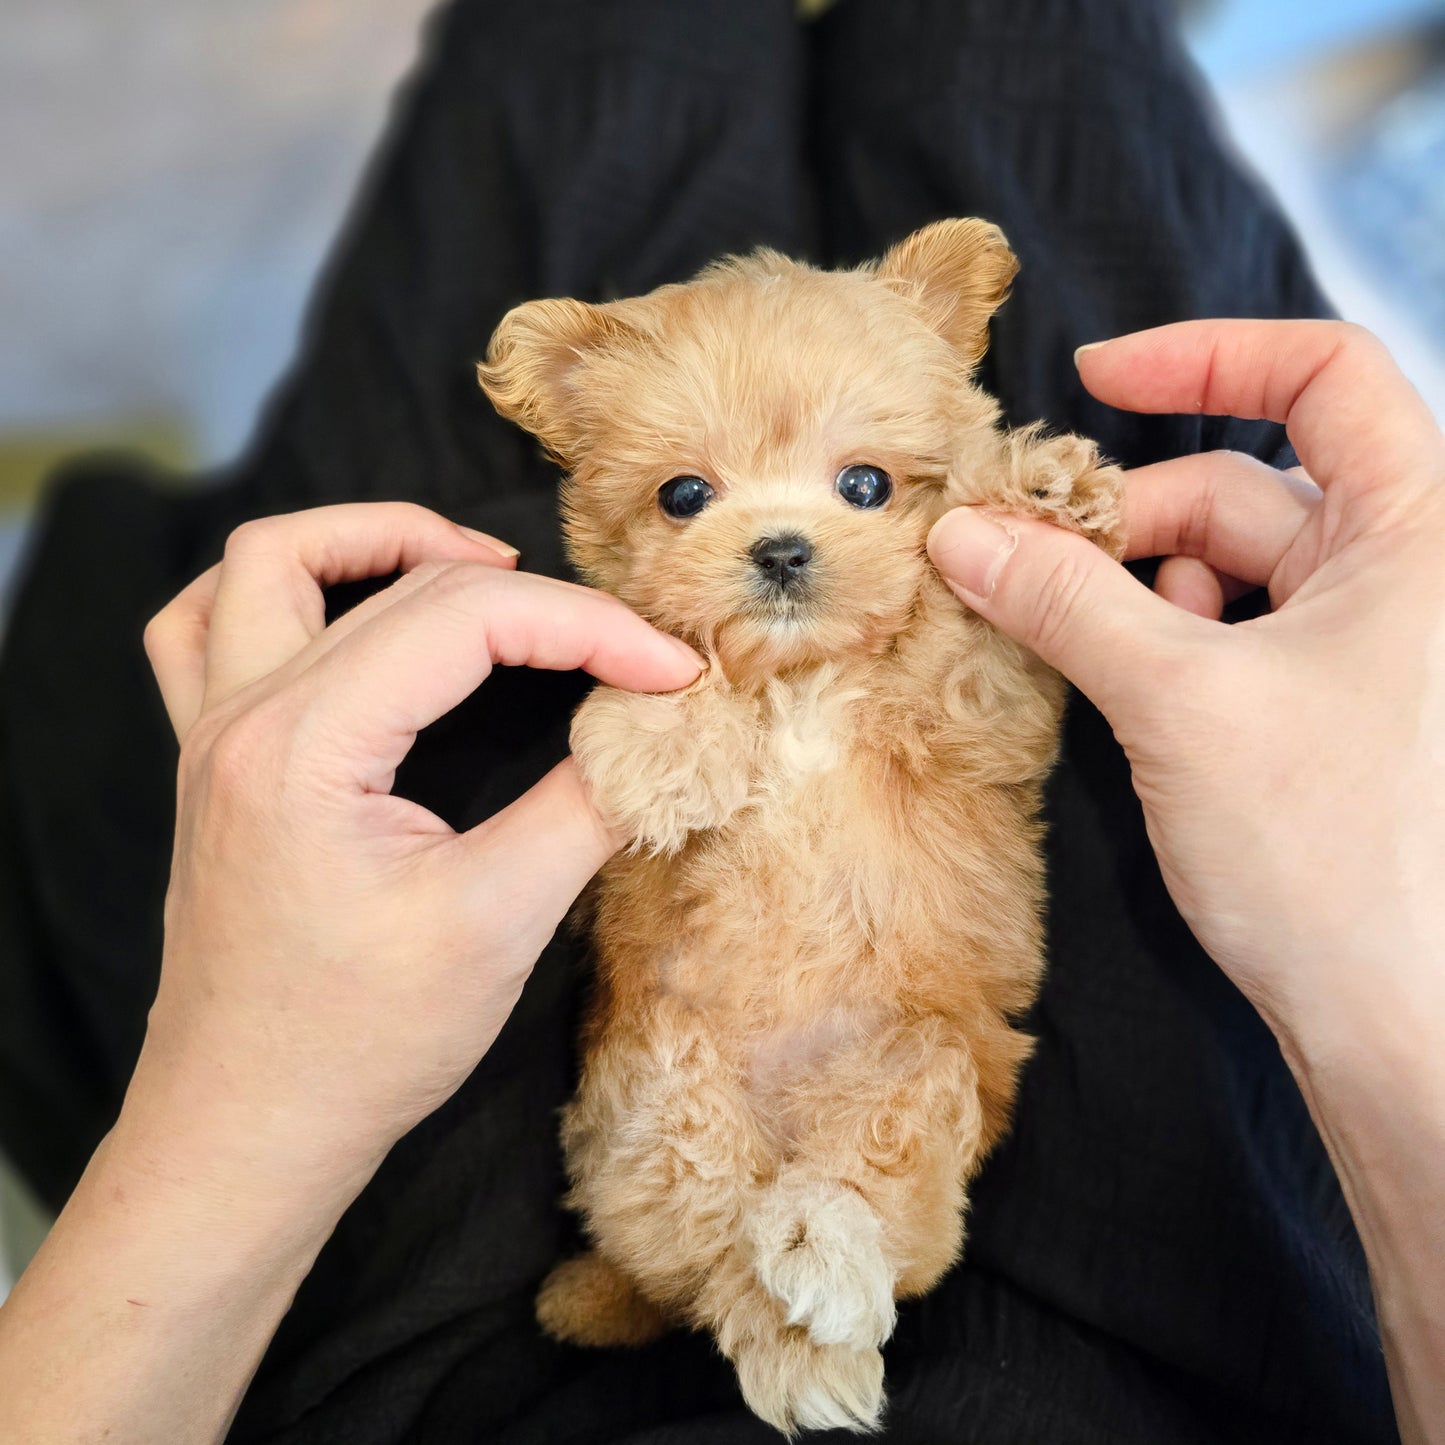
[2, 0, 1443, 1294]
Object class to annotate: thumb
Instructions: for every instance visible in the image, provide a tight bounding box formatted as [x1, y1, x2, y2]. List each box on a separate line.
[927, 506, 1200, 719]
[454, 758, 616, 964]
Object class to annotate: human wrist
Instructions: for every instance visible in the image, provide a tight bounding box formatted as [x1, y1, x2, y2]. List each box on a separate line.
[1285, 1009, 1445, 1444]
[1275, 933, 1445, 1107]
[1281, 997, 1445, 1301]
[0, 1042, 377, 1445]
[1286, 1002, 1445, 1197]
[116, 1028, 387, 1267]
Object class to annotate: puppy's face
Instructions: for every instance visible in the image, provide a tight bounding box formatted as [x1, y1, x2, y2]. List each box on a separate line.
[480, 219, 1016, 683]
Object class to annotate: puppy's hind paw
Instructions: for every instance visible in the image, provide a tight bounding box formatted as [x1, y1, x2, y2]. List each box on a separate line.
[536, 1252, 670, 1348]
[735, 1334, 885, 1436]
[747, 1183, 896, 1350]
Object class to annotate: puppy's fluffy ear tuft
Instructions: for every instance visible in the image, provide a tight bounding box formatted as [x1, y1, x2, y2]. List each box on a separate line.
[478, 298, 638, 464]
[877, 218, 1019, 372]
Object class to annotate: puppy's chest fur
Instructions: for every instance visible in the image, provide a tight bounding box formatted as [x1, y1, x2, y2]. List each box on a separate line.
[653, 668, 899, 1099]
[756, 665, 858, 791]
[597, 625, 1047, 1036]
[660, 666, 867, 984]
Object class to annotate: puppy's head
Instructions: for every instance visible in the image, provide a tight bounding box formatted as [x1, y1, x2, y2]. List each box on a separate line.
[479, 219, 1016, 684]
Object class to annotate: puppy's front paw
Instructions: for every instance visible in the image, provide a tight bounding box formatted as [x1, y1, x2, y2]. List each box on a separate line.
[1013, 432, 1126, 558]
[571, 681, 755, 854]
[746, 1182, 896, 1350]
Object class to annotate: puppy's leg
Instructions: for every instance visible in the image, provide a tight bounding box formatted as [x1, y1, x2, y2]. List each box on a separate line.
[959, 427, 1127, 558]
[743, 1178, 895, 1350]
[571, 676, 758, 855]
[683, 1025, 988, 1434]
[697, 1250, 887, 1436]
[747, 1020, 988, 1348]
[536, 1250, 672, 1347]
[561, 1003, 888, 1430]
[559, 999, 770, 1323]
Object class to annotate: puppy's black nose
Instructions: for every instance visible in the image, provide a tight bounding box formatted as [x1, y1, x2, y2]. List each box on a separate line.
[750, 534, 813, 588]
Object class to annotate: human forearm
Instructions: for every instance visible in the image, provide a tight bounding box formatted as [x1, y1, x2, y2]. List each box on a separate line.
[0, 1054, 373, 1445]
[1288, 1007, 1445, 1445]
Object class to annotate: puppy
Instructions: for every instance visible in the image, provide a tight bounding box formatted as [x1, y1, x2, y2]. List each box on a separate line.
[479, 219, 1124, 1434]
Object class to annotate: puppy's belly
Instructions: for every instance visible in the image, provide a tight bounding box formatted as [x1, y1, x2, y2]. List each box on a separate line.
[742, 1006, 890, 1148]
[648, 788, 912, 1100]
[654, 914, 895, 1152]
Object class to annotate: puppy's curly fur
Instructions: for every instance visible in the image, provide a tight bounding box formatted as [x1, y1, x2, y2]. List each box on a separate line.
[480, 219, 1124, 1435]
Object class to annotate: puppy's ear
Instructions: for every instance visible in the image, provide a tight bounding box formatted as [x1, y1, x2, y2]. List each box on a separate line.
[877, 219, 1019, 371]
[478, 298, 639, 463]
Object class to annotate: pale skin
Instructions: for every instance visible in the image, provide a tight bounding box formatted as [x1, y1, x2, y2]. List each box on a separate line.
[0, 319, 1438, 1443]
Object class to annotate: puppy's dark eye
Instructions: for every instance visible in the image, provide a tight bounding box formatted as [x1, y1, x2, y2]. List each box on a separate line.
[835, 463, 892, 510]
[658, 475, 715, 519]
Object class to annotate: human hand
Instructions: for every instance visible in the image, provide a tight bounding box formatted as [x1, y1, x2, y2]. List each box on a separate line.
[928, 320, 1445, 1062]
[929, 321, 1445, 1440]
[137, 502, 702, 1209]
[0, 501, 702, 1445]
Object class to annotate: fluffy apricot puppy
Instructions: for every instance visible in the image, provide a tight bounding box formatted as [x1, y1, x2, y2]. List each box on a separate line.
[479, 219, 1124, 1434]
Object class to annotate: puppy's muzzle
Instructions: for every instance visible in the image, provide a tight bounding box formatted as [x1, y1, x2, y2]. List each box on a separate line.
[749, 533, 813, 592]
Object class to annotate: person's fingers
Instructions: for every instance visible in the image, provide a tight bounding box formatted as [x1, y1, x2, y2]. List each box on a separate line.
[1077, 320, 1443, 499]
[288, 566, 703, 789]
[203, 557, 485, 709]
[208, 553, 546, 710]
[1152, 556, 1253, 620]
[276, 555, 460, 666]
[1122, 451, 1321, 583]
[1153, 556, 1223, 620]
[928, 506, 1205, 719]
[205, 503, 518, 708]
[143, 563, 221, 738]
[452, 758, 618, 962]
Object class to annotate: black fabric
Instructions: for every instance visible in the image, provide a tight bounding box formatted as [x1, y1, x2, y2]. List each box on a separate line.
[0, 0, 1397, 1440]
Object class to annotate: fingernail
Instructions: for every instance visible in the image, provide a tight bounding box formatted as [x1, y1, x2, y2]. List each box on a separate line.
[664, 633, 705, 671]
[927, 509, 1017, 600]
[458, 526, 520, 559]
[1073, 339, 1110, 367]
